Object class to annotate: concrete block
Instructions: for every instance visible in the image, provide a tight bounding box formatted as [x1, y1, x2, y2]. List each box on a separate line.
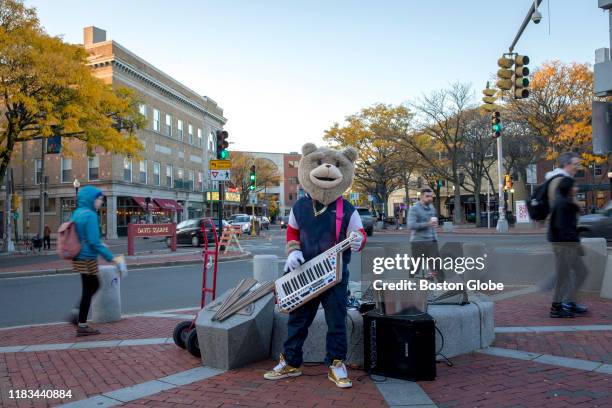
[196, 290, 275, 370]
[581, 238, 607, 291]
[270, 293, 494, 365]
[429, 294, 494, 358]
[270, 307, 363, 366]
[92, 265, 121, 323]
[600, 254, 612, 299]
[253, 255, 279, 282]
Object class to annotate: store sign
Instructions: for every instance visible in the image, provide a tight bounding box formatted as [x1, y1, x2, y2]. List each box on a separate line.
[206, 191, 240, 202]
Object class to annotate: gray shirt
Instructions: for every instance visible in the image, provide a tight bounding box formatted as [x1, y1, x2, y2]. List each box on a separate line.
[407, 201, 438, 242]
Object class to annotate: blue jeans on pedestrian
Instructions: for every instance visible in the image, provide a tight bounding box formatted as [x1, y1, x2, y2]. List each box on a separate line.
[282, 268, 348, 367]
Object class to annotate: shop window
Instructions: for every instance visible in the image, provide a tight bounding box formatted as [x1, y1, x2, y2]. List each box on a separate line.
[29, 198, 40, 213]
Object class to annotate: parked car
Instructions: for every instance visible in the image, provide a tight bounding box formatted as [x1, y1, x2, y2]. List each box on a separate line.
[258, 216, 270, 230]
[169, 218, 228, 247]
[228, 213, 249, 223]
[231, 215, 253, 235]
[356, 207, 375, 236]
[578, 201, 612, 242]
[280, 216, 289, 229]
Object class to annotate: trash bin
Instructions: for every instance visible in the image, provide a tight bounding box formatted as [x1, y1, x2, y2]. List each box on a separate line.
[92, 265, 122, 323]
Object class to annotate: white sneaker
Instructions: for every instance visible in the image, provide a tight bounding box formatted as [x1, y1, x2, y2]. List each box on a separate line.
[263, 354, 302, 380]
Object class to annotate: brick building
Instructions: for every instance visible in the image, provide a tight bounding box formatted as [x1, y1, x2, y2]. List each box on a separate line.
[10, 26, 226, 238]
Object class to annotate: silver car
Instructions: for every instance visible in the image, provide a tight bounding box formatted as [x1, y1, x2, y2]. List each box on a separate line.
[356, 207, 375, 236]
[578, 201, 612, 242]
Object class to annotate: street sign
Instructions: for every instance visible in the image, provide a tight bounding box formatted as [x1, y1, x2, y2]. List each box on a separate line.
[209, 160, 231, 170]
[515, 200, 530, 223]
[249, 193, 257, 205]
[209, 169, 231, 181]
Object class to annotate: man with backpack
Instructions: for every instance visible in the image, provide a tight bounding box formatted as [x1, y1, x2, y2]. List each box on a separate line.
[59, 186, 124, 336]
[544, 152, 587, 318]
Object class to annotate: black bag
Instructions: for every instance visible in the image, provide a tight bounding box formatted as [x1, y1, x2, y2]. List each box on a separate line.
[527, 175, 563, 221]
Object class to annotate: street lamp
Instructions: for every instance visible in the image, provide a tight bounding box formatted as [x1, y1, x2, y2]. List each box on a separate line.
[73, 178, 80, 201]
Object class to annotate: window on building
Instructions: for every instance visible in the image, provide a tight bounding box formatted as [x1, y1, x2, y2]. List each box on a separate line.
[198, 171, 203, 192]
[594, 164, 603, 176]
[177, 167, 184, 188]
[197, 128, 202, 147]
[288, 193, 293, 201]
[139, 104, 147, 118]
[288, 176, 299, 184]
[209, 131, 216, 155]
[153, 162, 161, 186]
[29, 198, 40, 213]
[177, 120, 183, 141]
[124, 157, 132, 182]
[139, 160, 147, 184]
[575, 168, 585, 178]
[165, 114, 172, 137]
[288, 160, 299, 168]
[35, 159, 42, 184]
[61, 198, 75, 223]
[153, 109, 160, 132]
[88, 155, 100, 180]
[188, 124, 194, 144]
[61, 157, 72, 183]
[166, 164, 173, 187]
[188, 169, 195, 191]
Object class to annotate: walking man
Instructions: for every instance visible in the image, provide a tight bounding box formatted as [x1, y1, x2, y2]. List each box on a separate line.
[407, 188, 443, 280]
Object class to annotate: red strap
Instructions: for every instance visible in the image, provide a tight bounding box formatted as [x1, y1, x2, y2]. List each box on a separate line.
[335, 197, 343, 243]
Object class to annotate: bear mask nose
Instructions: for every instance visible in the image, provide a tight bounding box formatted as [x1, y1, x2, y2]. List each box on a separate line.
[325, 164, 331, 168]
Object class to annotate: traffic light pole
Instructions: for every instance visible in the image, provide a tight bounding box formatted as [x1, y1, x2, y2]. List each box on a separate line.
[496, 136, 509, 232]
[218, 182, 224, 235]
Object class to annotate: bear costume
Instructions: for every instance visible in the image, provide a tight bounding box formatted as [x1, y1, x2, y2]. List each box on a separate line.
[264, 143, 366, 388]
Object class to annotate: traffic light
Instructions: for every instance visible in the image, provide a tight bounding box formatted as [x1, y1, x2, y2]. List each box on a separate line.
[504, 174, 513, 190]
[481, 82, 497, 112]
[437, 179, 445, 188]
[513, 55, 530, 99]
[249, 165, 256, 191]
[491, 111, 502, 138]
[496, 56, 514, 91]
[11, 194, 20, 211]
[216, 130, 229, 160]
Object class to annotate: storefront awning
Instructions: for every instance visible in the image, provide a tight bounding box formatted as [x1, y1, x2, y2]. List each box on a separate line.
[132, 197, 160, 211]
[154, 198, 183, 212]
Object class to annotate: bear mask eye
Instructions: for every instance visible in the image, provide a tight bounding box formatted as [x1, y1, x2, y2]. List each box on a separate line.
[317, 159, 322, 166]
[335, 161, 340, 167]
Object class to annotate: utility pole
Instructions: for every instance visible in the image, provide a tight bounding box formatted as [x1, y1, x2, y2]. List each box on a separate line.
[495, 137, 509, 232]
[38, 138, 46, 237]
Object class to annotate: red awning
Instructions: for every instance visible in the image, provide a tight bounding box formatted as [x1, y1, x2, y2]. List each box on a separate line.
[154, 198, 181, 212]
[132, 197, 160, 211]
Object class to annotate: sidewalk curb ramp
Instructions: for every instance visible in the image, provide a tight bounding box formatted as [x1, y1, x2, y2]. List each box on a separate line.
[0, 252, 252, 279]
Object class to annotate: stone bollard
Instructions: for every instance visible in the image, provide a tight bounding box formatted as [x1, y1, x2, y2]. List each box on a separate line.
[92, 265, 122, 323]
[253, 255, 279, 282]
[580, 238, 607, 292]
[443, 222, 453, 232]
[600, 254, 612, 299]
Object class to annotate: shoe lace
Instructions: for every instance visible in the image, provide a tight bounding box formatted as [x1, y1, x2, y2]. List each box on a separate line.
[273, 360, 287, 372]
[331, 362, 348, 378]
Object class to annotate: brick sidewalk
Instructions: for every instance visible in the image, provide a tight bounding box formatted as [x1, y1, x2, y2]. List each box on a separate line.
[0, 291, 611, 408]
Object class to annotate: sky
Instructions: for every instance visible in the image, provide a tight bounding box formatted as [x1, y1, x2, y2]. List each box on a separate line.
[26, 0, 609, 154]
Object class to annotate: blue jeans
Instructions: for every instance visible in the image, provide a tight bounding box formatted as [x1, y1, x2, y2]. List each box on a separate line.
[282, 269, 348, 367]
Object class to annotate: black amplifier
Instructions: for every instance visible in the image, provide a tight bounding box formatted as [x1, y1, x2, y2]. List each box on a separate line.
[363, 311, 436, 381]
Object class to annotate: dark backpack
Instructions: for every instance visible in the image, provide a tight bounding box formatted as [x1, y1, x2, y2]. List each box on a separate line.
[527, 175, 563, 221]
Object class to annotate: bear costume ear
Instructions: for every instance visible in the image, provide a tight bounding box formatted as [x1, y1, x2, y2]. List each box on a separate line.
[302, 143, 317, 156]
[342, 147, 358, 163]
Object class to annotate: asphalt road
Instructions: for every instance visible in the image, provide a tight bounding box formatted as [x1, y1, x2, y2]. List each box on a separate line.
[0, 230, 550, 328]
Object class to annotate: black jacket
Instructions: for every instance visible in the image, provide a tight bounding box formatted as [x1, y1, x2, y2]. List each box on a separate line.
[547, 177, 579, 243]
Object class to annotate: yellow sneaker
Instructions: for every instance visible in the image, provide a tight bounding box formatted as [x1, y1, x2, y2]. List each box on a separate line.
[263, 354, 302, 380]
[328, 359, 352, 388]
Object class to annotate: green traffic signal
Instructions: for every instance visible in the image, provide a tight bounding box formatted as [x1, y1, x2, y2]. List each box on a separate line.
[219, 149, 230, 160]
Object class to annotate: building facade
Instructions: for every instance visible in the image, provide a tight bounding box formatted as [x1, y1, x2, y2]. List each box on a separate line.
[10, 26, 226, 238]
